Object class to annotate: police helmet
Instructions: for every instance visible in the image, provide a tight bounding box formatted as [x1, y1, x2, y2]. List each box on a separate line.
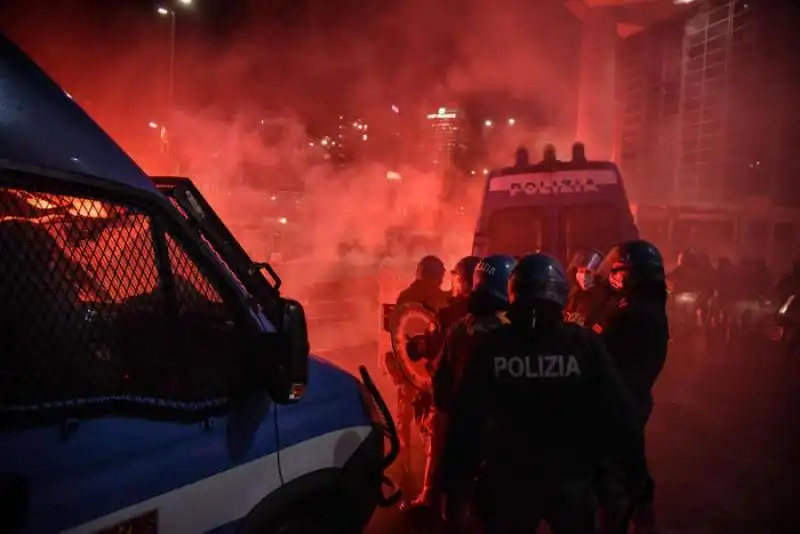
[567, 247, 603, 276]
[508, 253, 569, 307]
[597, 240, 665, 291]
[451, 255, 482, 295]
[416, 255, 446, 282]
[473, 254, 517, 303]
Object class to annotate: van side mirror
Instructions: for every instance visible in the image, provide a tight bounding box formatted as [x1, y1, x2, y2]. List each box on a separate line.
[269, 298, 310, 404]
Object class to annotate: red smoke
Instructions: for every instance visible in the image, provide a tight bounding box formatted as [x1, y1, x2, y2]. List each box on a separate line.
[1, 0, 584, 354]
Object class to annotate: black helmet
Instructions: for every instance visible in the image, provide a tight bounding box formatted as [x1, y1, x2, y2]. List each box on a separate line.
[451, 255, 482, 296]
[473, 254, 517, 303]
[416, 255, 446, 283]
[567, 247, 603, 276]
[597, 240, 665, 291]
[508, 253, 568, 307]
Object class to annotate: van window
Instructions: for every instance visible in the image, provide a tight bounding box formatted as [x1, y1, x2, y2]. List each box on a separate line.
[163, 232, 237, 401]
[561, 204, 628, 259]
[0, 186, 235, 420]
[486, 207, 548, 256]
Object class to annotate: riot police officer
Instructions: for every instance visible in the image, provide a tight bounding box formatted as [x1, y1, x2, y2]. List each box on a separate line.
[564, 247, 606, 326]
[405, 255, 517, 515]
[591, 240, 669, 534]
[385, 254, 450, 498]
[406, 255, 482, 364]
[396, 255, 450, 309]
[442, 253, 646, 534]
[399, 255, 480, 514]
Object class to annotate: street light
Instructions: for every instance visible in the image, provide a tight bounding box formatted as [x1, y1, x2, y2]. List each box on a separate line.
[155, 2, 193, 172]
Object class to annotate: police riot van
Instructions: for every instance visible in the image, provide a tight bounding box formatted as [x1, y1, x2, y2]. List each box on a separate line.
[0, 34, 398, 533]
[472, 143, 639, 263]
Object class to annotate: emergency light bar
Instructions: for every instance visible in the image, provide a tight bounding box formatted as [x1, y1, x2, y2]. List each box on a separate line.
[536, 142, 587, 164]
[542, 144, 557, 164]
[572, 142, 587, 163]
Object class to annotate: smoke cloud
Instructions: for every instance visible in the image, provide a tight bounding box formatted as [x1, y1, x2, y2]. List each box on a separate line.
[1, 0, 582, 359]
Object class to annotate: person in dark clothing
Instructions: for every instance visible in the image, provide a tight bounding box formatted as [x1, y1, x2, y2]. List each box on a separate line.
[441, 253, 646, 534]
[591, 240, 669, 534]
[400, 255, 480, 514]
[407, 255, 517, 515]
[395, 254, 450, 310]
[406, 255, 482, 363]
[564, 247, 607, 326]
[384, 254, 450, 500]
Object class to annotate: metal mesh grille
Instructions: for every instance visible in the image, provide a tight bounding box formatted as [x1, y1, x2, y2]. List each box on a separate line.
[163, 233, 237, 403]
[0, 186, 235, 418]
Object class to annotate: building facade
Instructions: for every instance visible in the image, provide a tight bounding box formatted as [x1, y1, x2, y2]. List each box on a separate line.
[616, 0, 800, 266]
[422, 107, 470, 172]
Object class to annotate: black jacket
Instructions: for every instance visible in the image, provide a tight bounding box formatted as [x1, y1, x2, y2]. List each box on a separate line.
[590, 291, 669, 423]
[564, 285, 609, 326]
[396, 280, 450, 311]
[441, 319, 645, 496]
[407, 296, 470, 362]
[432, 310, 509, 415]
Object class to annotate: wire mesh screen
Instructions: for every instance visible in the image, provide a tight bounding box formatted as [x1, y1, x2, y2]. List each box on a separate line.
[163, 233, 238, 400]
[0, 186, 235, 420]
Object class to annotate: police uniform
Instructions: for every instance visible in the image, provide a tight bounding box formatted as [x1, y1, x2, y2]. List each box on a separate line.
[564, 285, 608, 326]
[564, 248, 607, 326]
[384, 256, 450, 491]
[592, 240, 669, 534]
[401, 256, 481, 513]
[408, 296, 470, 364]
[441, 254, 645, 534]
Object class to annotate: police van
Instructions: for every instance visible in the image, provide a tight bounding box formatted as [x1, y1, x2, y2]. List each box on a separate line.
[0, 34, 398, 533]
[472, 144, 639, 262]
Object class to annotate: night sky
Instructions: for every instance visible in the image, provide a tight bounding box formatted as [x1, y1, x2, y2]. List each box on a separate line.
[0, 0, 583, 167]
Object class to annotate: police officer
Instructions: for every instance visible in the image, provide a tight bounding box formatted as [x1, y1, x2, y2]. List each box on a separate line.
[406, 255, 482, 364]
[591, 240, 669, 534]
[385, 254, 450, 498]
[399, 255, 480, 514]
[405, 255, 517, 515]
[396, 255, 450, 310]
[564, 247, 606, 326]
[441, 253, 646, 534]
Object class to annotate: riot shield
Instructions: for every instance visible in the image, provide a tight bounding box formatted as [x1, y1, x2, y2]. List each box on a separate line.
[388, 302, 438, 392]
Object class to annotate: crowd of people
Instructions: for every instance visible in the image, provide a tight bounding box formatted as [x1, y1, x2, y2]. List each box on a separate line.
[381, 240, 672, 534]
[665, 250, 800, 352]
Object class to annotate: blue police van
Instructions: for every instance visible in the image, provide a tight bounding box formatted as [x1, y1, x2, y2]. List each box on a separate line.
[0, 33, 398, 533]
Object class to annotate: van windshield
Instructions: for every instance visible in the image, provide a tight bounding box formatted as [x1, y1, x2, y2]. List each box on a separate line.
[486, 207, 548, 256]
[561, 204, 628, 259]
